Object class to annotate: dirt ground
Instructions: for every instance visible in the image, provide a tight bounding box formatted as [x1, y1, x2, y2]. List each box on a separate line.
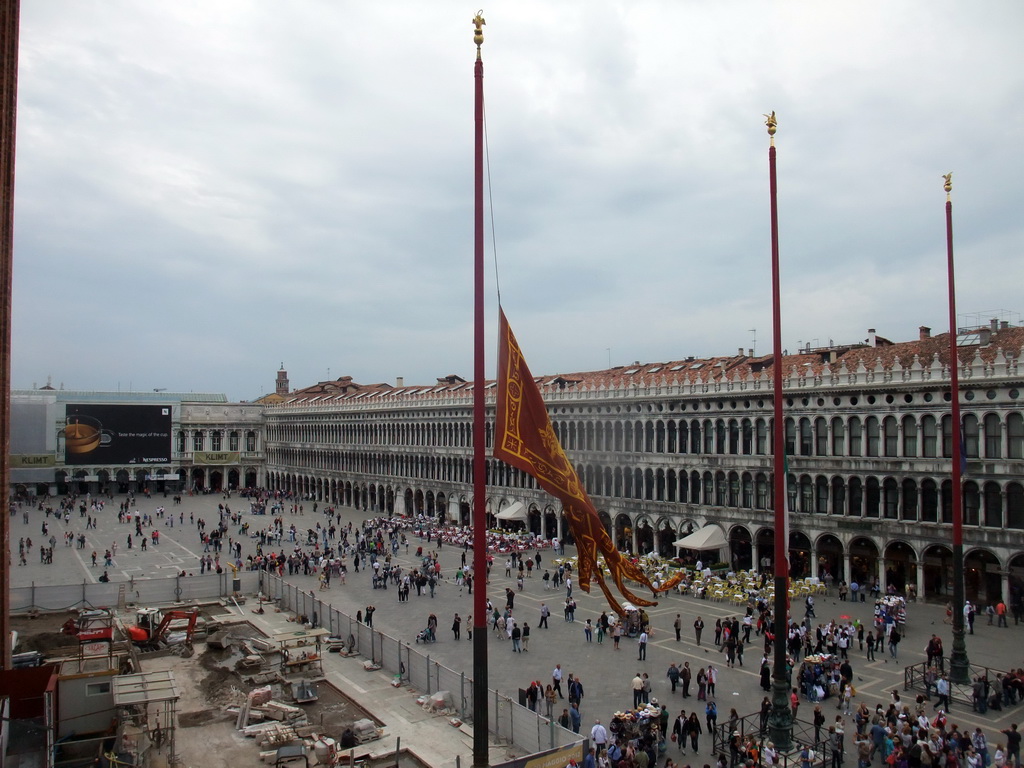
[150, 630, 392, 768]
[11, 609, 81, 654]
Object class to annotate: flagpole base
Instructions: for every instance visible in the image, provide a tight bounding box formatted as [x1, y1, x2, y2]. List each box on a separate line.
[768, 678, 794, 753]
[769, 574, 793, 751]
[949, 543, 970, 685]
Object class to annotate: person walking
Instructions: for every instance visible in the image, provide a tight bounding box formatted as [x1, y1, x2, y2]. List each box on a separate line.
[569, 675, 585, 710]
[667, 663, 681, 694]
[526, 681, 539, 713]
[682, 662, 692, 698]
[935, 674, 950, 711]
[828, 725, 844, 768]
[1002, 725, 1021, 768]
[673, 711, 688, 756]
[888, 626, 901, 659]
[591, 720, 608, 756]
[632, 673, 645, 709]
[694, 616, 705, 646]
[687, 712, 703, 754]
[522, 621, 531, 652]
[638, 629, 649, 661]
[925, 634, 942, 669]
[553, 664, 565, 699]
[674, 613, 683, 642]
[452, 613, 461, 640]
[539, 603, 550, 629]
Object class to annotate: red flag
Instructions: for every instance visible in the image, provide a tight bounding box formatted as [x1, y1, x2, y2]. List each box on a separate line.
[493, 309, 681, 614]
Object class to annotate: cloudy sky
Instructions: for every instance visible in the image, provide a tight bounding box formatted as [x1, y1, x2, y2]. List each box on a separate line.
[11, 2, 1024, 401]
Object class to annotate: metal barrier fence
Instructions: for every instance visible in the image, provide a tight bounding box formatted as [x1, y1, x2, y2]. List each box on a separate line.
[904, 660, 1024, 710]
[260, 574, 584, 756]
[711, 710, 829, 768]
[10, 571, 262, 612]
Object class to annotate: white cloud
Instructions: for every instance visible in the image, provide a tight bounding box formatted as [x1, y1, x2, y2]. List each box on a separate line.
[11, 0, 1024, 399]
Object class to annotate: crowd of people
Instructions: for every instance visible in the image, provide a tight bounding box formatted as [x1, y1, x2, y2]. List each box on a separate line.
[12, 489, 1024, 768]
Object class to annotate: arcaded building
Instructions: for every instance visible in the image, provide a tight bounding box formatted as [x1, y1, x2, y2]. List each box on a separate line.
[261, 320, 1024, 606]
[9, 388, 264, 498]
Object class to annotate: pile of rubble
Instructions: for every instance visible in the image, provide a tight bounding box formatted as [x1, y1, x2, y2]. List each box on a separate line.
[235, 685, 304, 730]
[230, 684, 383, 765]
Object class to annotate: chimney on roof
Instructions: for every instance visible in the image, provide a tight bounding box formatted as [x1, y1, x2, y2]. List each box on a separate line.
[867, 328, 877, 347]
[738, 347, 744, 356]
[919, 326, 931, 340]
[991, 318, 999, 333]
[748, 348, 754, 357]
[1001, 321, 1010, 330]
[396, 376, 404, 387]
[979, 327, 992, 346]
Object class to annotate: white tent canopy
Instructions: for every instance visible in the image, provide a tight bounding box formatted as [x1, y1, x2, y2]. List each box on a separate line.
[672, 525, 727, 551]
[496, 501, 528, 522]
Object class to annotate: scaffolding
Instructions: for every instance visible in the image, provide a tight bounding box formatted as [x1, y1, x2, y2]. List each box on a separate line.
[274, 627, 329, 677]
[111, 670, 180, 767]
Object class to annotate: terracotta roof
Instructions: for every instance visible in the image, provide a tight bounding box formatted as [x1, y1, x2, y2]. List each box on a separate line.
[273, 325, 1024, 406]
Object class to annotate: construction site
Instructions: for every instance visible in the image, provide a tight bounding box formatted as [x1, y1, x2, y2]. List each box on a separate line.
[6, 591, 468, 768]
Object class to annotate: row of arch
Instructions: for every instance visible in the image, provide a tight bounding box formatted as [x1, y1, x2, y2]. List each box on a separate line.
[264, 410, 1024, 462]
[267, 471, 1024, 605]
[49, 466, 260, 495]
[264, 447, 1024, 531]
[554, 412, 1024, 462]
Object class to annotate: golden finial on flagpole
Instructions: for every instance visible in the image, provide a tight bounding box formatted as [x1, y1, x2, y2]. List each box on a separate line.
[473, 10, 485, 55]
[764, 111, 777, 145]
[943, 172, 953, 200]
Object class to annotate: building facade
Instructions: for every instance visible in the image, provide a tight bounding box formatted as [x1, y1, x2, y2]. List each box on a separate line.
[262, 322, 1024, 606]
[9, 390, 264, 497]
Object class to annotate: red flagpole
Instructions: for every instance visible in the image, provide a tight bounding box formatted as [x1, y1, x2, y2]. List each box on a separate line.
[944, 174, 970, 683]
[765, 111, 794, 750]
[0, 0, 20, 671]
[470, 13, 490, 768]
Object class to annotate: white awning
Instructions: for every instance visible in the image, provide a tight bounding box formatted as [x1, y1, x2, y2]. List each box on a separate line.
[673, 525, 727, 551]
[496, 501, 528, 521]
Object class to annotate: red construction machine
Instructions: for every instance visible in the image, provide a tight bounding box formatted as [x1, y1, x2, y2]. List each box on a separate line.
[125, 607, 201, 652]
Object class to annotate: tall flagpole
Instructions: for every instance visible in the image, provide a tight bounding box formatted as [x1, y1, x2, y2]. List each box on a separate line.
[0, 0, 20, 671]
[471, 12, 490, 768]
[944, 173, 970, 684]
[765, 111, 794, 751]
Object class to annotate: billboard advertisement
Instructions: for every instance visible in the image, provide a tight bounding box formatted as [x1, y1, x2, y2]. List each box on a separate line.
[64, 404, 172, 465]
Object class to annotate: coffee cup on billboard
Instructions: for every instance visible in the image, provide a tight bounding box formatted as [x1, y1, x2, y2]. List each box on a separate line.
[64, 416, 113, 455]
